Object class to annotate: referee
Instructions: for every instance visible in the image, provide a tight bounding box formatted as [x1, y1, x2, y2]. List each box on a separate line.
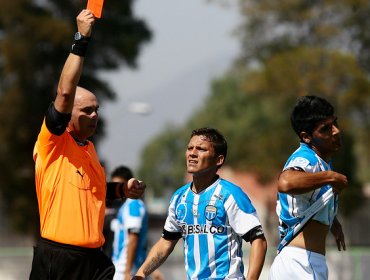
[29, 10, 145, 280]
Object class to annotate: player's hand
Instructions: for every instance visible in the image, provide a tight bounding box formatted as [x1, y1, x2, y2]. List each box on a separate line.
[330, 218, 346, 251]
[124, 178, 146, 199]
[76, 9, 95, 37]
[330, 171, 348, 194]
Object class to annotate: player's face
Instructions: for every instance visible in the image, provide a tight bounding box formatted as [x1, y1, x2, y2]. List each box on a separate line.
[186, 135, 222, 176]
[310, 116, 342, 160]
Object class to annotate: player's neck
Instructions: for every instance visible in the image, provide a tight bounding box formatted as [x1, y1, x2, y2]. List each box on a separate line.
[311, 145, 332, 163]
[191, 174, 219, 194]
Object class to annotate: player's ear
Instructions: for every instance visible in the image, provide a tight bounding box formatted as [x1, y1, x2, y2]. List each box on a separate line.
[216, 154, 225, 167]
[300, 131, 311, 144]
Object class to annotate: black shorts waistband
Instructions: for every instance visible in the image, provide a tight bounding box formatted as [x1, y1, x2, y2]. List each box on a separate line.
[38, 237, 102, 253]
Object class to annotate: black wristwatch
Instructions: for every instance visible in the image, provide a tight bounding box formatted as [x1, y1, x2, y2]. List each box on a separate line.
[74, 32, 90, 42]
[71, 32, 90, 57]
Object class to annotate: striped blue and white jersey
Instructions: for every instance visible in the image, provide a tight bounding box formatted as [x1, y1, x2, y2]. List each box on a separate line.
[111, 198, 148, 274]
[276, 143, 338, 242]
[163, 177, 262, 280]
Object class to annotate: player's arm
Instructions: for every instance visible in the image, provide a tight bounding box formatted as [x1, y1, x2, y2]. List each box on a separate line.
[125, 231, 139, 280]
[132, 236, 179, 279]
[54, 9, 94, 113]
[278, 169, 348, 194]
[330, 216, 346, 251]
[243, 226, 267, 280]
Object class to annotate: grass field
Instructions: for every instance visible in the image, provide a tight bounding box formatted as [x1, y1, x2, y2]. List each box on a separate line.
[1, 246, 369, 280]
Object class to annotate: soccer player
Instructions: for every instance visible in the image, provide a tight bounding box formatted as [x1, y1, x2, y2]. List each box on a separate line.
[269, 96, 348, 280]
[110, 165, 164, 280]
[132, 127, 267, 280]
[110, 165, 147, 280]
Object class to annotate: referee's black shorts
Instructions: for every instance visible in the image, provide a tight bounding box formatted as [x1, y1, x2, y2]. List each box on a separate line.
[29, 238, 115, 280]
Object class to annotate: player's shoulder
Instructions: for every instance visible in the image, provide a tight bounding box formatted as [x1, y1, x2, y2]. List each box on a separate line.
[219, 178, 255, 212]
[174, 183, 191, 195]
[126, 198, 145, 208]
[286, 143, 319, 168]
[170, 183, 192, 202]
[218, 178, 248, 198]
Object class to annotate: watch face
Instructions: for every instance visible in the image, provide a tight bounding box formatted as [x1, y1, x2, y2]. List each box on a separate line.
[74, 32, 83, 41]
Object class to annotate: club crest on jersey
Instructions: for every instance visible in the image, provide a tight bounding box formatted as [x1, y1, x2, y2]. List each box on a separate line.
[205, 205, 217, 221]
[175, 203, 187, 221]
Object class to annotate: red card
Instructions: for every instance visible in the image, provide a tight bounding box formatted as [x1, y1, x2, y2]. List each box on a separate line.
[87, 0, 104, 18]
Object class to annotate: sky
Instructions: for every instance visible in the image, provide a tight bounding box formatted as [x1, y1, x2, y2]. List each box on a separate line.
[98, 0, 241, 174]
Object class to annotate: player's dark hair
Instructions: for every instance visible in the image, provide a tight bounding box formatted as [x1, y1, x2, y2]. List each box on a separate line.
[190, 127, 228, 162]
[111, 165, 133, 181]
[291, 95, 335, 139]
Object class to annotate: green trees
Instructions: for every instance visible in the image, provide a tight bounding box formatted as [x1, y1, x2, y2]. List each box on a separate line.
[138, 1, 369, 215]
[0, 0, 151, 234]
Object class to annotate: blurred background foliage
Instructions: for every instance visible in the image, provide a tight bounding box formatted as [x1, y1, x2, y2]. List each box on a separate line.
[138, 0, 370, 216]
[0, 0, 369, 236]
[0, 0, 151, 234]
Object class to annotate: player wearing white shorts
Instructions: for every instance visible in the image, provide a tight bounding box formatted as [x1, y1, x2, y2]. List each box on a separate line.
[269, 246, 327, 280]
[133, 127, 267, 280]
[269, 96, 348, 280]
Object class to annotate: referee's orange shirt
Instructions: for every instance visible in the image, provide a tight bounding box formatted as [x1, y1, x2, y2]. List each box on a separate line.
[33, 119, 106, 248]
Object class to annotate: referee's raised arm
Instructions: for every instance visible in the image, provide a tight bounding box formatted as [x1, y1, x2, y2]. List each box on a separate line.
[55, 9, 94, 114]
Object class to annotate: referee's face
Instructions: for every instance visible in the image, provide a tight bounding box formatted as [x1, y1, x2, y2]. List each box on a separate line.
[186, 135, 224, 176]
[70, 90, 99, 141]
